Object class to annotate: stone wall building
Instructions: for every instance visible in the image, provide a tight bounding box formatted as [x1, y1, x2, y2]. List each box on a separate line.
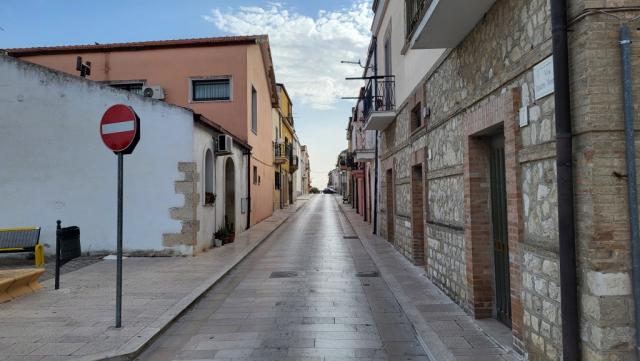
[358, 0, 640, 360]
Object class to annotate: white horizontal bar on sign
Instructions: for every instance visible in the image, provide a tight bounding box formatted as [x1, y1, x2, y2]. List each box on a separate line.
[102, 120, 135, 134]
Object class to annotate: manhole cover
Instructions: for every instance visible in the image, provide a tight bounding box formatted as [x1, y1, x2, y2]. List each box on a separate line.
[356, 271, 380, 278]
[343, 236, 359, 239]
[270, 271, 298, 278]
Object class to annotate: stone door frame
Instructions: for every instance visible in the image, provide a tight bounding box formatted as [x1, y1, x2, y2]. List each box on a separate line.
[462, 89, 524, 348]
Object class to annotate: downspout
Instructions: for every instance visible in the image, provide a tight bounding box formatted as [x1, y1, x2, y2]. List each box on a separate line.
[620, 24, 640, 358]
[550, 0, 579, 360]
[372, 35, 379, 235]
[246, 151, 251, 230]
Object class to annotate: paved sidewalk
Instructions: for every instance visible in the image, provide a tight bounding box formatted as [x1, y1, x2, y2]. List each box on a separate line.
[0, 196, 311, 361]
[337, 198, 521, 361]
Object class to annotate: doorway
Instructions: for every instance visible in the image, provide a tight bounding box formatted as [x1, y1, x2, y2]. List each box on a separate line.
[489, 134, 511, 327]
[386, 169, 395, 244]
[224, 158, 236, 231]
[411, 164, 425, 266]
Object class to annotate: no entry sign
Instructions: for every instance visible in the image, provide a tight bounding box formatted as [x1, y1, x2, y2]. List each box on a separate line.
[99, 104, 141, 328]
[100, 104, 140, 154]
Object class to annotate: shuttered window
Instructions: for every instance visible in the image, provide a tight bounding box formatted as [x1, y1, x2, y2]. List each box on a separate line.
[192, 78, 231, 101]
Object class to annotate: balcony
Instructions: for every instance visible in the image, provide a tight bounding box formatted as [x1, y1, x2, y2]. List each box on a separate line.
[354, 149, 375, 162]
[363, 76, 396, 131]
[408, 0, 496, 49]
[406, 0, 433, 42]
[290, 155, 299, 173]
[273, 142, 291, 165]
[338, 152, 357, 171]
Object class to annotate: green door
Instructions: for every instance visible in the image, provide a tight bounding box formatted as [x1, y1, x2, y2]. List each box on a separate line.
[490, 135, 511, 327]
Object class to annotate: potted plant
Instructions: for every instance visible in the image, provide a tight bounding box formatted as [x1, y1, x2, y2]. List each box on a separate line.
[214, 226, 226, 247]
[222, 221, 235, 244]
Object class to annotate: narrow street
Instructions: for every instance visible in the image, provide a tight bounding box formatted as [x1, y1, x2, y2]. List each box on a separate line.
[138, 195, 429, 361]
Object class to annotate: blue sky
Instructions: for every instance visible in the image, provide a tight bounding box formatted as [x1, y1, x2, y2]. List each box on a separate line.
[0, 1, 373, 188]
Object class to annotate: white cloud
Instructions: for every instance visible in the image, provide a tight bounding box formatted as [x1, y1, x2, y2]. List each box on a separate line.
[203, 1, 372, 109]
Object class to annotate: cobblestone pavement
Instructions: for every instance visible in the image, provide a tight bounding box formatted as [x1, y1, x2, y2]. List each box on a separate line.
[138, 195, 429, 361]
[0, 255, 103, 281]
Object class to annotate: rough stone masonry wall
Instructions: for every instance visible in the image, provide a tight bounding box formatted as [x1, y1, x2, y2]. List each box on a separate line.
[420, 0, 561, 358]
[380, 0, 640, 359]
[381, 104, 426, 263]
[163, 162, 199, 254]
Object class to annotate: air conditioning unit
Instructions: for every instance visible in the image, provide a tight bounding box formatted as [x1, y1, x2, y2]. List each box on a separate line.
[215, 134, 233, 155]
[142, 85, 165, 100]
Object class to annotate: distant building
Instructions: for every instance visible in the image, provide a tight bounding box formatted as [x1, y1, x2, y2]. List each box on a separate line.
[300, 145, 311, 194]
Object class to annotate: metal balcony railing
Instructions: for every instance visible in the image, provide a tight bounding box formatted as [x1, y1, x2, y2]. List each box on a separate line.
[338, 152, 357, 170]
[363, 76, 396, 122]
[406, 0, 433, 40]
[273, 142, 293, 163]
[290, 155, 299, 172]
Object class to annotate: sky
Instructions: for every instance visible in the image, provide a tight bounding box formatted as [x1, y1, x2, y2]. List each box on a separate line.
[0, 0, 373, 188]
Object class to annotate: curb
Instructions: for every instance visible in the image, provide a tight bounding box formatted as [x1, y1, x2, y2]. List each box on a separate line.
[83, 199, 311, 361]
[334, 196, 456, 361]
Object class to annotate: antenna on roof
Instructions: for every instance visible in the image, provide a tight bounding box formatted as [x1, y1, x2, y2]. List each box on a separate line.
[340, 59, 371, 69]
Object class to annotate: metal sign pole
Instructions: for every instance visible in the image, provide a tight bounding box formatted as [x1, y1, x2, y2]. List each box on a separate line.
[116, 152, 123, 328]
[55, 220, 61, 290]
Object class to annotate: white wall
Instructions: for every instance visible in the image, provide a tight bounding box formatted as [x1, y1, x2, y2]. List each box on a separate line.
[193, 124, 249, 253]
[0, 56, 194, 254]
[193, 123, 216, 254]
[373, 1, 444, 105]
[214, 148, 248, 236]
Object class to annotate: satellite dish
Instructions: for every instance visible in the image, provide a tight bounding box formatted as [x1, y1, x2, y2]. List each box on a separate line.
[143, 87, 154, 98]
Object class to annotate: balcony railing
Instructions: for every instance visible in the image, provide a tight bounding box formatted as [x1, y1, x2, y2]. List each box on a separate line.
[406, 0, 433, 41]
[273, 142, 292, 164]
[290, 155, 299, 172]
[338, 152, 357, 170]
[363, 76, 396, 122]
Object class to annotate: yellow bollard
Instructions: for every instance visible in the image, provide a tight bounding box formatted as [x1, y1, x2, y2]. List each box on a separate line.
[34, 244, 45, 267]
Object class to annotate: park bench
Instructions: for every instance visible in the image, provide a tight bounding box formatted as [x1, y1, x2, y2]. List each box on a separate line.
[0, 227, 44, 266]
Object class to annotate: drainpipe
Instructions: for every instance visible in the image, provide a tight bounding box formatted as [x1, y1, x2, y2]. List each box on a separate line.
[246, 151, 251, 230]
[372, 36, 379, 235]
[620, 24, 640, 359]
[550, 0, 579, 360]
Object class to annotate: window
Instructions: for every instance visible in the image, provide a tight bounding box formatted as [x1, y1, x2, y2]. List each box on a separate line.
[384, 36, 392, 77]
[275, 171, 281, 190]
[411, 103, 422, 132]
[110, 82, 144, 95]
[251, 86, 258, 133]
[192, 78, 231, 101]
[253, 166, 258, 185]
[204, 149, 215, 205]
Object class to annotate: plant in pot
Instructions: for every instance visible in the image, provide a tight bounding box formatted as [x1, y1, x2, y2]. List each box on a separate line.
[214, 226, 226, 247]
[223, 221, 235, 244]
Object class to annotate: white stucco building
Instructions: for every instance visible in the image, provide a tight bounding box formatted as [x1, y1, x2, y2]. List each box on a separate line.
[0, 55, 248, 256]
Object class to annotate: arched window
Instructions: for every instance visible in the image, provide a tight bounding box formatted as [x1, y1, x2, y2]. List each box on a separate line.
[204, 149, 214, 205]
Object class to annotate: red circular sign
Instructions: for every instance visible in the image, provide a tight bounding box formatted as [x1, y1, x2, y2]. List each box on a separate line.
[100, 104, 140, 153]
